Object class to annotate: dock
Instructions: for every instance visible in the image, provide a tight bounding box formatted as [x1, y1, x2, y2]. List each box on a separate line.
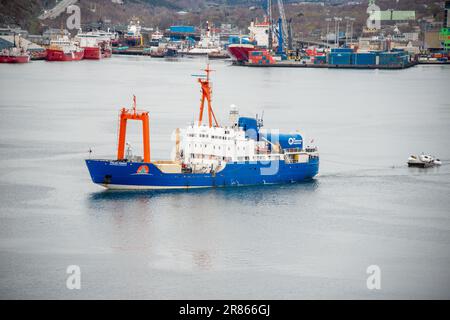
[112, 48, 145, 55]
[417, 60, 450, 65]
[238, 61, 418, 70]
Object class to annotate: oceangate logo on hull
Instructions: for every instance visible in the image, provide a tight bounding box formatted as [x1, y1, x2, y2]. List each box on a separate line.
[288, 138, 302, 145]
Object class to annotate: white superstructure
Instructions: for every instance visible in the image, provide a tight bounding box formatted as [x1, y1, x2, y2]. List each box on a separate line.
[49, 35, 82, 53]
[176, 106, 309, 174]
[184, 21, 221, 54]
[75, 30, 113, 47]
[126, 17, 142, 37]
[248, 18, 271, 47]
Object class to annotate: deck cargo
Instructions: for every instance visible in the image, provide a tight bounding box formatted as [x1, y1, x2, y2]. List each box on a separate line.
[328, 52, 352, 65]
[379, 52, 403, 65]
[331, 48, 354, 54]
[351, 53, 377, 65]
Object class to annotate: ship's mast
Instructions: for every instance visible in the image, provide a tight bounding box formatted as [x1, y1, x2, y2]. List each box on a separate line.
[197, 64, 219, 128]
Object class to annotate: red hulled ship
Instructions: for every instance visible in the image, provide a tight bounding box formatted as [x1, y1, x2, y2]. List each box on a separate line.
[227, 43, 256, 63]
[46, 35, 84, 62]
[227, 18, 272, 63]
[0, 47, 30, 63]
[0, 35, 30, 64]
[76, 30, 112, 60]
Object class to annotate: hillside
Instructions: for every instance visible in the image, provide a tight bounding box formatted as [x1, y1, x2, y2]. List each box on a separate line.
[0, 0, 446, 36]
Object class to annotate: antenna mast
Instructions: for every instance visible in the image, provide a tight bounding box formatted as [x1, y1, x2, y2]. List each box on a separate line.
[197, 64, 219, 128]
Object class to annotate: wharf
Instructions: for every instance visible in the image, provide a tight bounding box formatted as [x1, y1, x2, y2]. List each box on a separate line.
[112, 48, 145, 55]
[238, 61, 418, 70]
[417, 60, 450, 65]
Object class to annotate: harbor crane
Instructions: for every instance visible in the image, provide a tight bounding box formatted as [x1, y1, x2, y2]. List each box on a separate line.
[277, 0, 289, 52]
[267, 0, 289, 55]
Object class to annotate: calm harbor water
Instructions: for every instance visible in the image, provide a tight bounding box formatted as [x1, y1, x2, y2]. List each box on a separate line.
[0, 57, 449, 299]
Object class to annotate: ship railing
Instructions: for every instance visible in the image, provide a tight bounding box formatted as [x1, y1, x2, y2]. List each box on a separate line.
[284, 148, 303, 154]
[305, 147, 318, 153]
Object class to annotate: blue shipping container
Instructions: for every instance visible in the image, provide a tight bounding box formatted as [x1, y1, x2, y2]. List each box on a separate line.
[314, 56, 327, 64]
[379, 52, 401, 65]
[169, 26, 195, 33]
[331, 48, 353, 53]
[228, 36, 251, 45]
[329, 52, 352, 65]
[400, 55, 409, 65]
[352, 53, 376, 65]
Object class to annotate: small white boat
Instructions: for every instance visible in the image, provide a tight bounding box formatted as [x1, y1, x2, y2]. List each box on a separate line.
[407, 154, 441, 168]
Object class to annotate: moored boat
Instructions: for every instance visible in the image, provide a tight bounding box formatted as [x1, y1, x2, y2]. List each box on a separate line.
[227, 43, 256, 62]
[149, 29, 164, 47]
[46, 35, 84, 61]
[0, 35, 30, 63]
[76, 30, 112, 60]
[0, 47, 30, 63]
[125, 17, 143, 47]
[29, 49, 47, 60]
[208, 50, 230, 59]
[85, 65, 319, 190]
[228, 17, 272, 63]
[181, 21, 222, 56]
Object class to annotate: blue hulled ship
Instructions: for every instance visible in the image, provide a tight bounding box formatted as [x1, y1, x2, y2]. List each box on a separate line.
[85, 65, 319, 189]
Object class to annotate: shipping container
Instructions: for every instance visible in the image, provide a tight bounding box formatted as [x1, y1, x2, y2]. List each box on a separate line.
[169, 26, 195, 33]
[351, 53, 376, 65]
[400, 55, 410, 65]
[328, 52, 352, 65]
[250, 51, 263, 57]
[331, 48, 354, 53]
[379, 52, 402, 65]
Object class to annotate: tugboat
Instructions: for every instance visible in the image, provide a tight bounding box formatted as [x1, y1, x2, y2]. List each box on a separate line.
[149, 29, 164, 47]
[408, 154, 442, 168]
[85, 65, 319, 189]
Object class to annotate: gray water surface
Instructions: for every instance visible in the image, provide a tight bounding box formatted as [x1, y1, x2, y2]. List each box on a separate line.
[0, 57, 449, 299]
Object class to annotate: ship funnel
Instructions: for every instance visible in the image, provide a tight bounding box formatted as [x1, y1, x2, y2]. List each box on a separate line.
[229, 104, 239, 126]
